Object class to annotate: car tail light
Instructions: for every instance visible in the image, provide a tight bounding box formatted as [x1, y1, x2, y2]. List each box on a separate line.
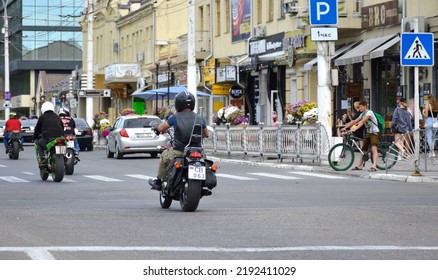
[189, 151, 202, 158]
[119, 128, 129, 138]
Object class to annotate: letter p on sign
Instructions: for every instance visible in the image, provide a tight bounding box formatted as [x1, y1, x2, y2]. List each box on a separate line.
[309, 0, 338, 26]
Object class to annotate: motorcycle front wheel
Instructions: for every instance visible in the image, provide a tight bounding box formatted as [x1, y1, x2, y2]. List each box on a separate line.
[160, 191, 172, 209]
[51, 154, 65, 182]
[180, 179, 202, 212]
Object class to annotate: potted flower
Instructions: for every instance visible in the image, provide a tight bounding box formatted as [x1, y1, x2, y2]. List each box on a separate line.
[121, 108, 136, 116]
[285, 100, 317, 125]
[215, 105, 248, 125]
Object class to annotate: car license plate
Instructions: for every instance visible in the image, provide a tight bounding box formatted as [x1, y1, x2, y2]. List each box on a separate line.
[188, 165, 206, 180]
[136, 133, 149, 138]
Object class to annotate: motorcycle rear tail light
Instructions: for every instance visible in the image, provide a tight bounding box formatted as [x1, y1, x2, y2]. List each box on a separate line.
[174, 161, 182, 169]
[56, 138, 65, 144]
[119, 128, 129, 138]
[189, 151, 202, 158]
[66, 135, 74, 140]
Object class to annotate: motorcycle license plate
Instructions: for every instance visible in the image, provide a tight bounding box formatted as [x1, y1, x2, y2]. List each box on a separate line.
[55, 146, 66, 154]
[188, 165, 206, 180]
[66, 141, 74, 148]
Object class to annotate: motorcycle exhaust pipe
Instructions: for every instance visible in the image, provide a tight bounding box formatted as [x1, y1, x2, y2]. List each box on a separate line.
[66, 153, 72, 159]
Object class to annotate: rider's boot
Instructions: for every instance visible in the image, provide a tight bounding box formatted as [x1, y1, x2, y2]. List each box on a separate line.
[148, 178, 162, 191]
[38, 157, 47, 168]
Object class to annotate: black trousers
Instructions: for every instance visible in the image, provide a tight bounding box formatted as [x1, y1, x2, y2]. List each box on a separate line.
[36, 137, 49, 158]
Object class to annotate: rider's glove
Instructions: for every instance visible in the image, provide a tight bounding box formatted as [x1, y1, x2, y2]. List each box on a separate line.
[152, 125, 160, 135]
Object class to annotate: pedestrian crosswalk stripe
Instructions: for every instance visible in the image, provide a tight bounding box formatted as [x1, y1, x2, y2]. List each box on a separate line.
[288, 171, 346, 179]
[248, 172, 302, 180]
[216, 174, 258, 180]
[0, 165, 7, 168]
[22, 172, 34, 175]
[84, 175, 123, 182]
[125, 174, 154, 180]
[404, 36, 431, 59]
[0, 176, 30, 183]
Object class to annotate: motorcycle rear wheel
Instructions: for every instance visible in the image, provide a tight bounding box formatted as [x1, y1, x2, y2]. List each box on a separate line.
[160, 191, 172, 209]
[51, 154, 65, 182]
[11, 141, 20, 160]
[180, 179, 202, 212]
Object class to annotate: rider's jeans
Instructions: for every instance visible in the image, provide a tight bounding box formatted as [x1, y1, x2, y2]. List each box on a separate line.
[157, 148, 183, 179]
[3, 132, 24, 148]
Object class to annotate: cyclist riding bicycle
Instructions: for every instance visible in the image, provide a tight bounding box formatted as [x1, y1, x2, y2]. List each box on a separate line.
[341, 100, 379, 172]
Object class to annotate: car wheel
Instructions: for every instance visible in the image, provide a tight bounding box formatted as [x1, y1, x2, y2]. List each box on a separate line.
[115, 143, 124, 159]
[87, 144, 94, 151]
[106, 144, 114, 158]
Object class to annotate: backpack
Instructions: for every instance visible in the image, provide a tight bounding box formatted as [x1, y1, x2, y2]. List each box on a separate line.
[370, 111, 385, 133]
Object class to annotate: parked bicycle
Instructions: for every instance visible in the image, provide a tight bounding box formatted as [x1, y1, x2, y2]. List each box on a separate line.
[328, 131, 398, 171]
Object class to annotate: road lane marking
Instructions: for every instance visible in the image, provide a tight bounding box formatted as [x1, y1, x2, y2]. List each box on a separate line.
[0, 176, 30, 183]
[22, 172, 34, 175]
[288, 171, 346, 179]
[125, 174, 154, 180]
[2, 245, 438, 260]
[0, 164, 7, 168]
[216, 174, 258, 180]
[84, 175, 123, 182]
[248, 172, 302, 180]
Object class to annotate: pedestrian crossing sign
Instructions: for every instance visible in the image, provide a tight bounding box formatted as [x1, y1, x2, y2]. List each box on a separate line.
[401, 33, 434, 66]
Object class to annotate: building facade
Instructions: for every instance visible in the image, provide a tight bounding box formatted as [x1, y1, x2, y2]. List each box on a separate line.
[0, 0, 82, 119]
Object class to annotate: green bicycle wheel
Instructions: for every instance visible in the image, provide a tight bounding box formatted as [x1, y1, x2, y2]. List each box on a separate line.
[328, 143, 354, 171]
[376, 142, 398, 170]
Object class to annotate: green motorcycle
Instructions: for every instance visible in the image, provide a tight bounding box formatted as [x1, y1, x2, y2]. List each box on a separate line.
[35, 137, 67, 182]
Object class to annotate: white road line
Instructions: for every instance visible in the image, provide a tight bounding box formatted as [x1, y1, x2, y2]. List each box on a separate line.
[216, 174, 258, 180]
[248, 172, 302, 180]
[125, 174, 154, 180]
[22, 172, 35, 175]
[84, 175, 123, 182]
[289, 171, 346, 179]
[0, 164, 7, 168]
[62, 178, 75, 182]
[2, 245, 438, 260]
[0, 176, 30, 183]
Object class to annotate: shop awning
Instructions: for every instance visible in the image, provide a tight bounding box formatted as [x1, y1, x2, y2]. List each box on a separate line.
[302, 42, 358, 71]
[334, 34, 397, 66]
[369, 35, 400, 59]
[258, 51, 285, 61]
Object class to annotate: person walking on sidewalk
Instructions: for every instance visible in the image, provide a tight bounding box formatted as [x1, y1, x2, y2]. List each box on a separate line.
[341, 100, 380, 172]
[391, 98, 413, 156]
[422, 95, 438, 157]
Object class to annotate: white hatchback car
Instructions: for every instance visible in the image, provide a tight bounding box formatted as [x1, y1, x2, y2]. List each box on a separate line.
[106, 115, 167, 159]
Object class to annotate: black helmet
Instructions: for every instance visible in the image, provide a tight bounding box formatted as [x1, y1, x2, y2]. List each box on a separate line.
[174, 90, 195, 112]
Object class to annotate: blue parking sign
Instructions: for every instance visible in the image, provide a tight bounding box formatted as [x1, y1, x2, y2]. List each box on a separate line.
[401, 33, 434, 66]
[309, 0, 338, 26]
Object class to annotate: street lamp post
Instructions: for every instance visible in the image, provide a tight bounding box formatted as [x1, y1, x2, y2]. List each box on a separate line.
[154, 61, 160, 116]
[2, 0, 10, 120]
[167, 58, 171, 105]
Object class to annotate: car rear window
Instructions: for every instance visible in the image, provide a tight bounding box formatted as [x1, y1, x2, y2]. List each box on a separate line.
[74, 118, 89, 127]
[124, 118, 158, 128]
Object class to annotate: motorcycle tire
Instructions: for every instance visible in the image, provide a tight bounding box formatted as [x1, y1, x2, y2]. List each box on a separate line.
[180, 179, 202, 212]
[40, 168, 49, 181]
[11, 141, 20, 160]
[51, 154, 65, 182]
[65, 148, 75, 175]
[160, 191, 172, 209]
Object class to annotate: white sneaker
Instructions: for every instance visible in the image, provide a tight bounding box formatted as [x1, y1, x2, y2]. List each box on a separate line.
[428, 152, 435, 158]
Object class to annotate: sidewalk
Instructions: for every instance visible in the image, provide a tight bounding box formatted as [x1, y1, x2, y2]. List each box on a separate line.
[207, 155, 438, 184]
[94, 143, 438, 183]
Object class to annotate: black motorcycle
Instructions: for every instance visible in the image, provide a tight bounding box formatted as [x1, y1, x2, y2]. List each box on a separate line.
[6, 130, 23, 160]
[156, 122, 217, 212]
[64, 134, 78, 175]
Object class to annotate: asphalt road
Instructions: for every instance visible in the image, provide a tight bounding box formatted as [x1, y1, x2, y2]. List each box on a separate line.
[0, 145, 438, 260]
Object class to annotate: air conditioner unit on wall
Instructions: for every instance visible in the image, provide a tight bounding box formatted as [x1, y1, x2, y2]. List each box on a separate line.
[253, 25, 266, 37]
[283, 0, 298, 16]
[402, 16, 425, 32]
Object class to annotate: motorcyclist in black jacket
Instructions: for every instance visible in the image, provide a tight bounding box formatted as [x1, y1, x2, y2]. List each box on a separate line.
[148, 90, 209, 191]
[33, 102, 65, 166]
